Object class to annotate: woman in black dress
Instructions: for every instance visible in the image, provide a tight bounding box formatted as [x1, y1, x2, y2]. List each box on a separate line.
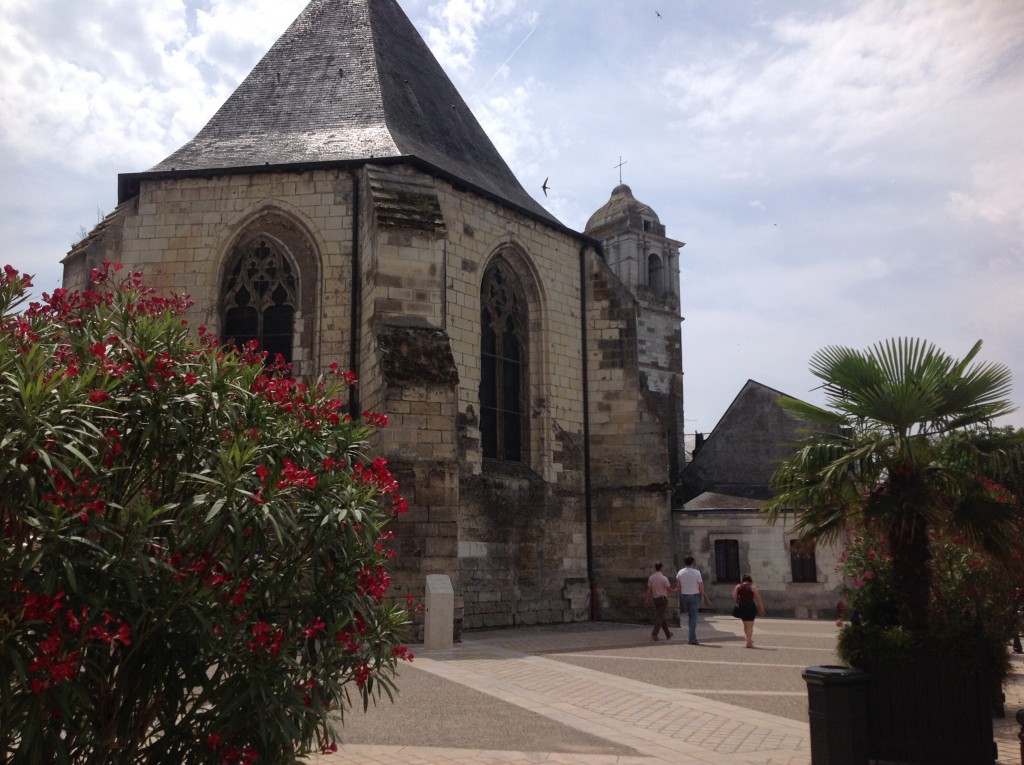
[732, 573, 766, 648]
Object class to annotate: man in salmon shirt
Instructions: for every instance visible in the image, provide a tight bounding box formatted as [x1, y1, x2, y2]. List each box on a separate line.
[643, 562, 678, 641]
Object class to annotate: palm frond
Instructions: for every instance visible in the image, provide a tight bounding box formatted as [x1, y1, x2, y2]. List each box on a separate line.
[777, 396, 847, 427]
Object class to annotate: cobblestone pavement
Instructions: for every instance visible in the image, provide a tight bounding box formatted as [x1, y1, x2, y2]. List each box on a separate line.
[305, 617, 1024, 765]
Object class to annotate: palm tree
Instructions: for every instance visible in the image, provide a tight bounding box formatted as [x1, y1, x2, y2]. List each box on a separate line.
[764, 338, 1023, 633]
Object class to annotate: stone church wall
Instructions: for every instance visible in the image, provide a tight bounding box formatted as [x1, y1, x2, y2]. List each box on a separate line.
[636, 305, 686, 486]
[359, 168, 593, 632]
[65, 169, 359, 379]
[585, 253, 674, 622]
[443, 181, 591, 630]
[63, 161, 684, 634]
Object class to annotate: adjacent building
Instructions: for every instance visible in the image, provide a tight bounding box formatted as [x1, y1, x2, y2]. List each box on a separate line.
[678, 380, 843, 618]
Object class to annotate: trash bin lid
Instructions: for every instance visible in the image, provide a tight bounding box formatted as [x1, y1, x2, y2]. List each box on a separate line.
[801, 665, 869, 684]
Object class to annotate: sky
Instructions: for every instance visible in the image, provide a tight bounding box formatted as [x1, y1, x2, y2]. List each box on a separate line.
[2, 0, 1023, 434]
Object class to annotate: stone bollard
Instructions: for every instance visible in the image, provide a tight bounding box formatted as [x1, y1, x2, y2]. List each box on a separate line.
[423, 574, 454, 651]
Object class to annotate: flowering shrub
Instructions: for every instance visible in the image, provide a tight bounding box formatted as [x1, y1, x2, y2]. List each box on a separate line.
[0, 264, 412, 762]
[836, 527, 1020, 684]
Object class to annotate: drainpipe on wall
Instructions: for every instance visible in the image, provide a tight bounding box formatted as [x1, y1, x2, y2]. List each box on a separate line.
[579, 240, 597, 621]
[348, 169, 361, 419]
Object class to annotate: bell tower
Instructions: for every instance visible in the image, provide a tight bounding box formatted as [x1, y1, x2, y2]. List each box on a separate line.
[585, 183, 686, 487]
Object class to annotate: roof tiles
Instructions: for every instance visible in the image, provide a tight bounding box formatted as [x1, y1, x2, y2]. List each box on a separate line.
[147, 0, 557, 224]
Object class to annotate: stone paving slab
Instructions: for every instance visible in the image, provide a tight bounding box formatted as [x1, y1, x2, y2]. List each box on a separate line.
[306, 619, 1024, 765]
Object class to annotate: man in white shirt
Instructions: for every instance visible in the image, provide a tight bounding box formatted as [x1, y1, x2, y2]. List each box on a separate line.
[676, 556, 705, 645]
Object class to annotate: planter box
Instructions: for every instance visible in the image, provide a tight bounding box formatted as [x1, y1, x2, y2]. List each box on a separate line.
[859, 655, 996, 764]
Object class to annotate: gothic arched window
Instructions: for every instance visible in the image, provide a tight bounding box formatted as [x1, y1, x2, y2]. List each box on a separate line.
[221, 240, 297, 364]
[648, 253, 665, 294]
[480, 257, 527, 463]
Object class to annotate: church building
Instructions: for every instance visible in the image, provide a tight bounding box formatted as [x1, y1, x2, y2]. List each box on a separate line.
[63, 0, 687, 632]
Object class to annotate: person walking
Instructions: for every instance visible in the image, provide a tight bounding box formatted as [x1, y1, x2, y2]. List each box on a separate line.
[676, 556, 705, 645]
[732, 573, 767, 648]
[643, 562, 677, 640]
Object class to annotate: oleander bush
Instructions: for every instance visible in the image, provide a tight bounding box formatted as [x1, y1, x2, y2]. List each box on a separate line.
[835, 529, 1020, 686]
[0, 263, 412, 764]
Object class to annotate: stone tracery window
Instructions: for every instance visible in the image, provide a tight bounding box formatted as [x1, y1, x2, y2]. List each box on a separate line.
[221, 240, 297, 364]
[480, 257, 527, 463]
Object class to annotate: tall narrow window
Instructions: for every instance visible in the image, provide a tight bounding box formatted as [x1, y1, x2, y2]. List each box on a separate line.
[480, 258, 527, 462]
[714, 539, 741, 583]
[790, 540, 818, 583]
[648, 253, 664, 294]
[222, 240, 297, 364]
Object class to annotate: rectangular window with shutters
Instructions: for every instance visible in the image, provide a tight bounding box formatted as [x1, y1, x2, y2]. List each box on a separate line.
[790, 540, 818, 583]
[713, 539, 741, 583]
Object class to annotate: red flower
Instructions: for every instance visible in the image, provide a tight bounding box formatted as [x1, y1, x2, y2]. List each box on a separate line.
[303, 617, 326, 639]
[362, 411, 388, 427]
[275, 459, 317, 491]
[353, 662, 371, 688]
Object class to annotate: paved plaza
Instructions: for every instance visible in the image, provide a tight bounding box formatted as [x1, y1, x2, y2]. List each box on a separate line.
[307, 615, 1024, 765]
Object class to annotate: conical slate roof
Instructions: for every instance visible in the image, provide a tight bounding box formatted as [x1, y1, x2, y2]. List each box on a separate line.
[143, 0, 558, 225]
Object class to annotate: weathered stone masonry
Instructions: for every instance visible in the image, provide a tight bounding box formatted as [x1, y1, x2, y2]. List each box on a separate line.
[63, 0, 688, 634]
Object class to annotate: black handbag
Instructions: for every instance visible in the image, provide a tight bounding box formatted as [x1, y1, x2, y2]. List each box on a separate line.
[732, 604, 742, 618]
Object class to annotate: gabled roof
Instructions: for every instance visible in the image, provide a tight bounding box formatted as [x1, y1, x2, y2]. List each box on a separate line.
[680, 379, 809, 502]
[125, 0, 558, 225]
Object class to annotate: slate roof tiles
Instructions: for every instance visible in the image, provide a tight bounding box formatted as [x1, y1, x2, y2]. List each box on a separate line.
[142, 0, 558, 225]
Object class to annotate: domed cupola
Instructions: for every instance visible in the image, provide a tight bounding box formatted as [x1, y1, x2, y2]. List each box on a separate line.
[585, 184, 664, 240]
[583, 184, 682, 304]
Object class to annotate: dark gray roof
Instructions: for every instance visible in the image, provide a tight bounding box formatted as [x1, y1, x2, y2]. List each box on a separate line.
[144, 0, 558, 225]
[683, 492, 767, 511]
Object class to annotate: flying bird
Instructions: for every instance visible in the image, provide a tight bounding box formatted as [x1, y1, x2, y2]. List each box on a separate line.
[542, 177, 550, 196]
[655, 10, 662, 18]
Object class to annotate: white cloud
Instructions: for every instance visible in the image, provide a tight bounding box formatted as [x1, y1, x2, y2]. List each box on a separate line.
[664, 1, 1024, 158]
[0, 0, 307, 172]
[423, 0, 519, 77]
[949, 158, 1024, 232]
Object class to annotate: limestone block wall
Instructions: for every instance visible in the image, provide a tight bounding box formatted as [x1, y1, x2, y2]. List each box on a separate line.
[386, 452, 460, 642]
[63, 169, 359, 379]
[437, 178, 590, 630]
[458, 470, 588, 627]
[585, 252, 675, 621]
[673, 510, 844, 619]
[363, 165, 447, 331]
[353, 166, 592, 630]
[636, 310, 682, 382]
[636, 305, 685, 485]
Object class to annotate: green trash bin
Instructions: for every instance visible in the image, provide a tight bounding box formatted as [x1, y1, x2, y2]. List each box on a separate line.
[802, 665, 869, 765]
